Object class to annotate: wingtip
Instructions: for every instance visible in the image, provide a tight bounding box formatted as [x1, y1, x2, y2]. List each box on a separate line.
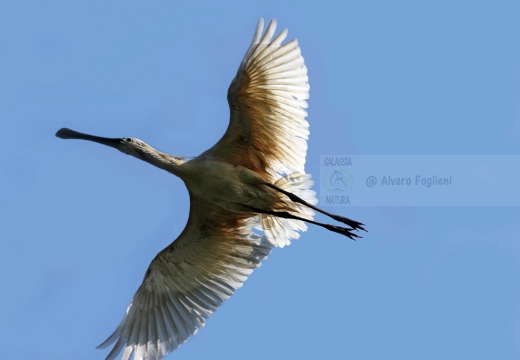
[96, 326, 121, 349]
[257, 18, 264, 31]
[255, 18, 279, 39]
[252, 18, 265, 45]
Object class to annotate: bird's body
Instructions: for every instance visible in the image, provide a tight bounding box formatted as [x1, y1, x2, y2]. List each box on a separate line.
[181, 157, 277, 213]
[56, 19, 365, 360]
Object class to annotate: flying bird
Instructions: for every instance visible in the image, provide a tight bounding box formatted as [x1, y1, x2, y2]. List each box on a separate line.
[56, 19, 365, 360]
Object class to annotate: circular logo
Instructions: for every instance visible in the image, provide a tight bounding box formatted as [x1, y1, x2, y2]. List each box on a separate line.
[323, 169, 353, 194]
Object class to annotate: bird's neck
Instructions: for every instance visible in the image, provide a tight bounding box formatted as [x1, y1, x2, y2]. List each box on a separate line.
[138, 148, 187, 176]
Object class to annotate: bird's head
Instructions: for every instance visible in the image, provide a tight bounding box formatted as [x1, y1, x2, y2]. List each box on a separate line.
[117, 137, 153, 159]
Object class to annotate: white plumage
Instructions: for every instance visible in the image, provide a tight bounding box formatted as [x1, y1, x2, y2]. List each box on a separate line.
[56, 18, 365, 360]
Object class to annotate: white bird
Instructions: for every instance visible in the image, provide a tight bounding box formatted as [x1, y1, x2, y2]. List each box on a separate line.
[56, 19, 365, 360]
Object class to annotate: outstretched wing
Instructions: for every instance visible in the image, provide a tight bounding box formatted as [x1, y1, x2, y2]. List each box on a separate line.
[204, 18, 310, 181]
[98, 193, 273, 360]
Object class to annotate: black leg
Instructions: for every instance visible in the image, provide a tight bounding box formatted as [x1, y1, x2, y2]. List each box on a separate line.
[264, 182, 367, 232]
[252, 208, 360, 241]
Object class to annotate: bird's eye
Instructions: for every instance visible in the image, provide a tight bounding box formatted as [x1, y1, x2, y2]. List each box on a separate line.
[125, 138, 133, 142]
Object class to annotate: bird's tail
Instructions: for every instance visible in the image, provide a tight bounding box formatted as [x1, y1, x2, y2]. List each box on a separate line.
[257, 173, 366, 247]
[261, 173, 317, 247]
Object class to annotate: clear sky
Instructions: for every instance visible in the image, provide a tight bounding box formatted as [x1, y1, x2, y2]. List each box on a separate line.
[1, 1, 520, 359]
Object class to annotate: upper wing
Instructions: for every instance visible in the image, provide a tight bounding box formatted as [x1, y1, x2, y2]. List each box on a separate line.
[98, 193, 273, 360]
[204, 19, 310, 181]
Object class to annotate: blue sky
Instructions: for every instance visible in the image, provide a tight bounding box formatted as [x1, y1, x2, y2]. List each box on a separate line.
[2, 1, 520, 359]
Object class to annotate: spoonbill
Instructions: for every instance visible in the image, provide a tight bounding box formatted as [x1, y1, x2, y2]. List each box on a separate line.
[56, 18, 365, 360]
